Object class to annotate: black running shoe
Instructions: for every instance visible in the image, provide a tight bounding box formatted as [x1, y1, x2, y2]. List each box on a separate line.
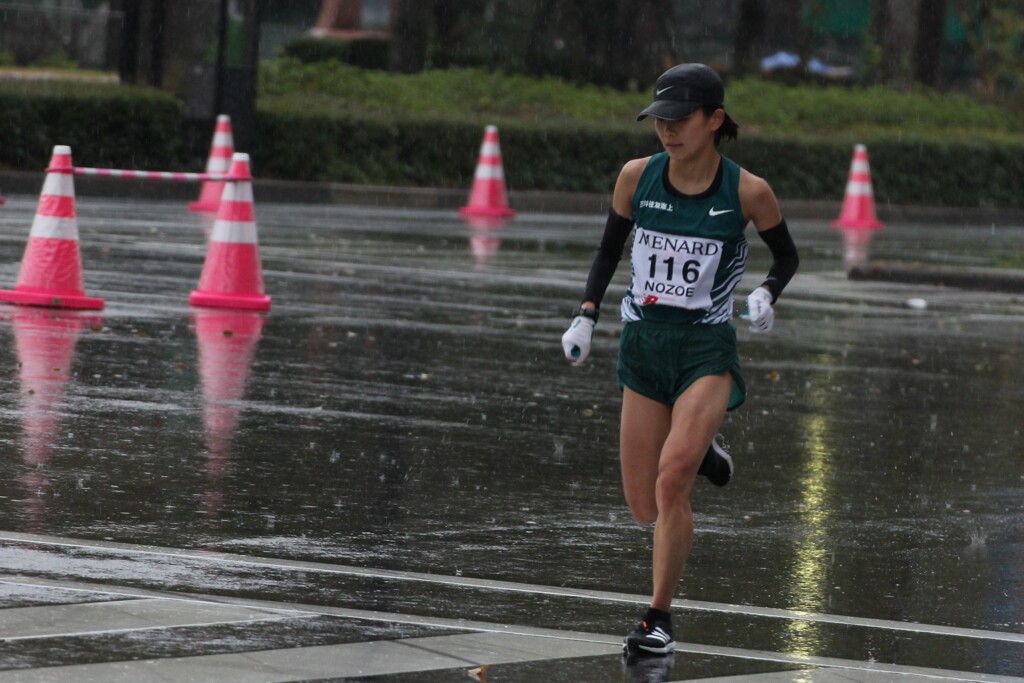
[698, 435, 733, 487]
[623, 617, 675, 655]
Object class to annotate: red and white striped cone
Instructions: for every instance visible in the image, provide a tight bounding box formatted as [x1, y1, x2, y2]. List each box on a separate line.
[459, 125, 517, 219]
[832, 144, 883, 271]
[831, 144, 884, 231]
[0, 146, 104, 310]
[189, 153, 271, 311]
[189, 114, 235, 213]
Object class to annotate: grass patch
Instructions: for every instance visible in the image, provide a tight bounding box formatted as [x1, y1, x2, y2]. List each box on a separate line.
[259, 58, 1024, 143]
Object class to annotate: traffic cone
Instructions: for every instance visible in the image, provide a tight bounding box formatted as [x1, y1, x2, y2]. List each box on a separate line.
[189, 153, 271, 311]
[459, 125, 517, 219]
[192, 309, 264, 507]
[189, 114, 235, 213]
[0, 146, 104, 310]
[831, 144, 884, 230]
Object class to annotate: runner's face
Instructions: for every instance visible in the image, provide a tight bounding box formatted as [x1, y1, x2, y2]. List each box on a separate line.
[655, 110, 720, 158]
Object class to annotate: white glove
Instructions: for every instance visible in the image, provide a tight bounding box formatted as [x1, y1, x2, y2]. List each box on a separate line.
[744, 286, 774, 333]
[561, 316, 596, 364]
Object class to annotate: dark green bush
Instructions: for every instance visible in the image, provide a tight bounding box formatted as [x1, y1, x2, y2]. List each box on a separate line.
[252, 62, 1024, 207]
[255, 106, 484, 186]
[30, 50, 79, 70]
[279, 37, 390, 70]
[0, 80, 186, 171]
[2, 73, 1023, 208]
[860, 137, 1024, 209]
[721, 137, 850, 203]
[252, 101, 1024, 207]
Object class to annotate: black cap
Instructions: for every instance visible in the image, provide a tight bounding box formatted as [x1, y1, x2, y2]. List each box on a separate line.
[636, 64, 725, 121]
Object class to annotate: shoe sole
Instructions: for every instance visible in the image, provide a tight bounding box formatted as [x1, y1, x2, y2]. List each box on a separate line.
[627, 642, 676, 655]
[704, 439, 733, 487]
[623, 640, 676, 655]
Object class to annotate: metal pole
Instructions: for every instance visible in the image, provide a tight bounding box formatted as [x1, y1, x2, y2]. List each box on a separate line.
[214, 0, 228, 116]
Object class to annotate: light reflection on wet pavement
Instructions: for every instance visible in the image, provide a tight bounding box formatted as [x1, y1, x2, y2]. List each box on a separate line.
[0, 194, 1021, 681]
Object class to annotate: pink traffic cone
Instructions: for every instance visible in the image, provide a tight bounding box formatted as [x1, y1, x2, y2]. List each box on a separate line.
[189, 114, 235, 213]
[831, 144, 884, 230]
[459, 125, 517, 219]
[190, 153, 271, 311]
[0, 146, 103, 310]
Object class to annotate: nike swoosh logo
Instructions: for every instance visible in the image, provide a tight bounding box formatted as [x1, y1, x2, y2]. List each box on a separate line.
[656, 86, 674, 96]
[709, 207, 734, 216]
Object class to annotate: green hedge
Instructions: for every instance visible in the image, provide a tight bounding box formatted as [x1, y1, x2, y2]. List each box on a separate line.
[279, 37, 391, 70]
[2, 80, 1023, 209]
[0, 80, 186, 171]
[253, 105, 652, 191]
[253, 103, 1024, 208]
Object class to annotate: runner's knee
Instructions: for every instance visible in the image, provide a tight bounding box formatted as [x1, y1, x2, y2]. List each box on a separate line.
[655, 459, 698, 509]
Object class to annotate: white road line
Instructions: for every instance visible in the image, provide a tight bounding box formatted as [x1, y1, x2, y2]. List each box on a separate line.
[0, 598, 1017, 683]
[1, 575, 1022, 682]
[0, 577, 321, 619]
[0, 593, 315, 642]
[0, 615, 298, 643]
[144, 596, 1024, 682]
[1, 531, 1021, 646]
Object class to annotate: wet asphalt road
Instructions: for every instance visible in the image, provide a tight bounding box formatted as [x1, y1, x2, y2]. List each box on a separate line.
[0, 191, 1021, 681]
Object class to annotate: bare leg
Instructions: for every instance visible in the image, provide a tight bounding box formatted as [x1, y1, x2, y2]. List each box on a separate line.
[620, 376, 731, 610]
[619, 387, 672, 526]
[651, 374, 731, 609]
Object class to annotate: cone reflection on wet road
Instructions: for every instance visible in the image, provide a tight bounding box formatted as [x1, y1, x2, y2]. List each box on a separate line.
[463, 215, 508, 269]
[192, 309, 264, 512]
[9, 307, 101, 530]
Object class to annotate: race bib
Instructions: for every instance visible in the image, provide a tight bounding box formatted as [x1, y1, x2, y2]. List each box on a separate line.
[630, 227, 723, 310]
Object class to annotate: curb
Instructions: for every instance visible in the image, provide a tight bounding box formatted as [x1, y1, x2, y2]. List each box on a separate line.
[848, 262, 1024, 292]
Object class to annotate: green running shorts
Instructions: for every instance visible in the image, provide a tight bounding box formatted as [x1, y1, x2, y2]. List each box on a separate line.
[616, 320, 746, 410]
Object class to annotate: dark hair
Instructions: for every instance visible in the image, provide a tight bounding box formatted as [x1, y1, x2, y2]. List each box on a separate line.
[702, 106, 739, 146]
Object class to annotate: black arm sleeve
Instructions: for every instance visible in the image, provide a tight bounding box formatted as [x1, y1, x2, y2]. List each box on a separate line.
[581, 209, 634, 308]
[757, 219, 799, 303]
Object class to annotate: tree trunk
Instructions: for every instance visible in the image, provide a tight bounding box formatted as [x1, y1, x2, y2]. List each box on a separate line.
[914, 0, 947, 87]
[389, 0, 434, 72]
[432, 0, 486, 68]
[868, 0, 919, 87]
[733, 0, 765, 77]
[956, 0, 997, 95]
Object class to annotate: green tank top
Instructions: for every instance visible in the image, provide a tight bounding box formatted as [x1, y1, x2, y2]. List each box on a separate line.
[623, 152, 748, 324]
